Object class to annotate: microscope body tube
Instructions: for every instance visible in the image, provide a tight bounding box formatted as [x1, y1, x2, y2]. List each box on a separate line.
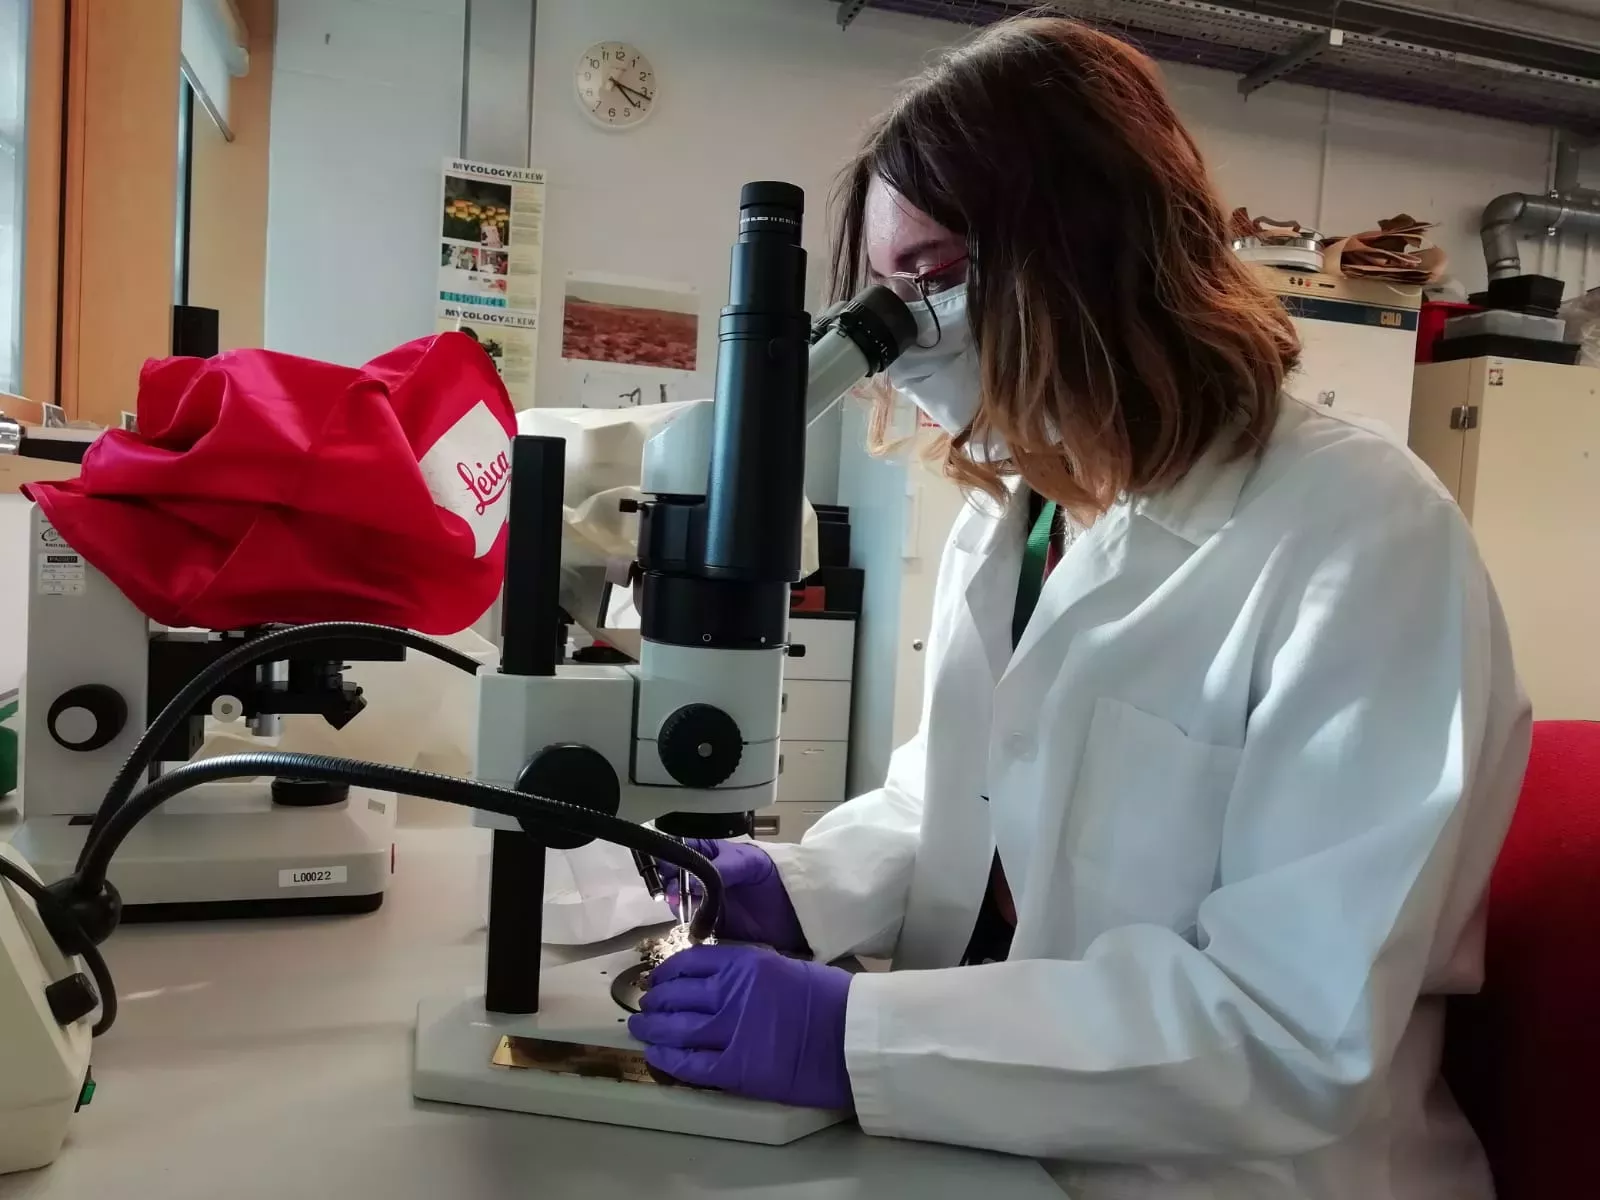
[702, 183, 811, 585]
[628, 189, 919, 840]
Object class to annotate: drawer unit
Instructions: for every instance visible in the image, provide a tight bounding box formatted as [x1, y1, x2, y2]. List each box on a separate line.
[777, 739, 847, 806]
[779, 679, 851, 742]
[768, 617, 857, 839]
[753, 801, 836, 844]
[785, 617, 856, 682]
[755, 742, 848, 843]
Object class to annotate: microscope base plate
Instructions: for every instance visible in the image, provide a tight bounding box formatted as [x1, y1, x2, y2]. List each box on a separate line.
[10, 782, 395, 917]
[413, 949, 847, 1144]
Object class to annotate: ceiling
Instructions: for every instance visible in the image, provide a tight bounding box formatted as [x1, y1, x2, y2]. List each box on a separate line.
[834, 0, 1600, 131]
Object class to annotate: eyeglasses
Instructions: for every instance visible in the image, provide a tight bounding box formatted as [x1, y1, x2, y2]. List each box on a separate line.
[877, 254, 969, 348]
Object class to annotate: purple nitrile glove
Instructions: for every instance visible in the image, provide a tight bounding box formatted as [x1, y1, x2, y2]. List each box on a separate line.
[628, 944, 854, 1110]
[659, 838, 807, 953]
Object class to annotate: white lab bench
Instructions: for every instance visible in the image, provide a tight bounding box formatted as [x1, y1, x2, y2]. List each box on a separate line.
[0, 808, 1058, 1200]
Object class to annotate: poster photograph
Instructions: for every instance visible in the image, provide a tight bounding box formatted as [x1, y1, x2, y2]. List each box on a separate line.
[561, 272, 699, 371]
[436, 304, 539, 409]
[438, 159, 545, 311]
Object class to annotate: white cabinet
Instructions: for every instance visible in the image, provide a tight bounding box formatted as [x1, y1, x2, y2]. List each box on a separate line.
[1250, 265, 1422, 440]
[756, 616, 856, 844]
[1411, 358, 1600, 720]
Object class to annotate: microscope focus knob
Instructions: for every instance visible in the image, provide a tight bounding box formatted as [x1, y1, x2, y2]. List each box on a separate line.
[47, 685, 128, 753]
[658, 704, 743, 790]
[516, 744, 621, 850]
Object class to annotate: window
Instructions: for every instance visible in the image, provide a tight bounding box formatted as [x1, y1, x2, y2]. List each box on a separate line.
[174, 76, 193, 305]
[0, 0, 26, 393]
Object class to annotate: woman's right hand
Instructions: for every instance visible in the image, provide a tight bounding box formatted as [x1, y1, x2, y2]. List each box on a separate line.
[660, 839, 808, 954]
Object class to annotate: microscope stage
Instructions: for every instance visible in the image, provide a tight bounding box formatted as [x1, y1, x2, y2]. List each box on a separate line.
[413, 950, 848, 1145]
[10, 781, 395, 920]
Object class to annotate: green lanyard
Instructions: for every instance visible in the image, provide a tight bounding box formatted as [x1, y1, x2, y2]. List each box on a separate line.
[1010, 493, 1058, 650]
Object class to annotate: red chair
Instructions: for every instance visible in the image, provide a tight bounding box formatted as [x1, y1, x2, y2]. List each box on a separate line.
[1443, 720, 1600, 1199]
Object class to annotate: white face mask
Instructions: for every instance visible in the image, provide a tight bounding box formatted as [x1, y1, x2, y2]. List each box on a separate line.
[886, 284, 981, 434]
[885, 285, 1007, 461]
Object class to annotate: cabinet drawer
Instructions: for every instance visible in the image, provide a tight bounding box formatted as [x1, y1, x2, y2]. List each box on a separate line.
[754, 801, 838, 844]
[780, 680, 851, 741]
[777, 739, 847, 806]
[786, 618, 855, 682]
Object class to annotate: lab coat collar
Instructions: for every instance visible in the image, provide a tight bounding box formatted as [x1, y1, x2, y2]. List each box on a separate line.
[950, 420, 1265, 556]
[949, 478, 1020, 556]
[1128, 427, 1262, 547]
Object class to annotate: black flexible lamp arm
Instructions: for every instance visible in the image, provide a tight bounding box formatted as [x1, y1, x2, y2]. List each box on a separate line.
[70, 751, 723, 943]
[79, 623, 483, 863]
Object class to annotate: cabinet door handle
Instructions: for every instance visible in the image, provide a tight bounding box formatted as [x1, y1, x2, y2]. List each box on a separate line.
[754, 815, 781, 837]
[780, 692, 789, 713]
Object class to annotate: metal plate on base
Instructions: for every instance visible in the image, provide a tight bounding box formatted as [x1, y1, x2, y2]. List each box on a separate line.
[610, 962, 652, 1014]
[413, 949, 849, 1145]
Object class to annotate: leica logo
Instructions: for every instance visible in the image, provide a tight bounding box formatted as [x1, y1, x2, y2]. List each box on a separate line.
[419, 400, 513, 557]
[456, 452, 510, 515]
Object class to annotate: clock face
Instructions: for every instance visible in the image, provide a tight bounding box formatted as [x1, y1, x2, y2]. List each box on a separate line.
[575, 42, 656, 130]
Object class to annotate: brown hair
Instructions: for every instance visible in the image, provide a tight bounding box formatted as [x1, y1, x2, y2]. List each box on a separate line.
[831, 16, 1299, 513]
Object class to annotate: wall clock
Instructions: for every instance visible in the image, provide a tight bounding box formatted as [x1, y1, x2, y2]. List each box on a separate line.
[575, 41, 656, 131]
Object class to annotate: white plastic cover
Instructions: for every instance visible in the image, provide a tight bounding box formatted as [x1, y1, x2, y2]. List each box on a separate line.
[515, 405, 818, 660]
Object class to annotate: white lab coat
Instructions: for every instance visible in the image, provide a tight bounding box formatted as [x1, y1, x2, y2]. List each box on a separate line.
[764, 399, 1530, 1199]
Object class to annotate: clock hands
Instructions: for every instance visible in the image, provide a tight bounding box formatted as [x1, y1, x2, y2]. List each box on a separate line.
[612, 78, 652, 109]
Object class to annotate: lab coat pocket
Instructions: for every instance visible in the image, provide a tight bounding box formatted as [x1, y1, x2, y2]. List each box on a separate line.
[1065, 697, 1241, 943]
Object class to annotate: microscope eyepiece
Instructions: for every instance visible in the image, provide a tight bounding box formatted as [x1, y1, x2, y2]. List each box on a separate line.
[832, 284, 919, 373]
[737, 181, 804, 244]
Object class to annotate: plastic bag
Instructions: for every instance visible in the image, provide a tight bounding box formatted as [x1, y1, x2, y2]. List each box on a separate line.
[1561, 288, 1600, 368]
[25, 334, 514, 635]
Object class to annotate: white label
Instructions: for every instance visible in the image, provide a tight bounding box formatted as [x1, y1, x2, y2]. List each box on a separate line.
[36, 523, 86, 596]
[278, 865, 349, 889]
[417, 400, 512, 557]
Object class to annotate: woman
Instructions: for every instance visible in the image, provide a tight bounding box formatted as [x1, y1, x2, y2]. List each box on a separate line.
[629, 17, 1528, 1198]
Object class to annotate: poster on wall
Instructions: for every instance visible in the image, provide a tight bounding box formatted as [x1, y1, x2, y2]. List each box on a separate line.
[436, 158, 546, 406]
[561, 271, 698, 371]
[434, 304, 538, 409]
[438, 159, 545, 310]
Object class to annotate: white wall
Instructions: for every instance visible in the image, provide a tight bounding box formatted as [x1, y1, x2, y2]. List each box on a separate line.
[263, 0, 1594, 419]
[527, 1, 955, 502]
[264, 0, 466, 366]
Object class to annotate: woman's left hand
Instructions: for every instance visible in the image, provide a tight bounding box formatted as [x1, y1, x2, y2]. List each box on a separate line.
[628, 944, 854, 1110]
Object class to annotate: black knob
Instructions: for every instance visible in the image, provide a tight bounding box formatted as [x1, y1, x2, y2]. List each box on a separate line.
[657, 704, 742, 790]
[47, 685, 127, 752]
[516, 745, 621, 849]
[271, 778, 350, 808]
[45, 972, 99, 1027]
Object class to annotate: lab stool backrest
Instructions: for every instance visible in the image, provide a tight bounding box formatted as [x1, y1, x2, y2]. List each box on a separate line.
[1442, 719, 1600, 1200]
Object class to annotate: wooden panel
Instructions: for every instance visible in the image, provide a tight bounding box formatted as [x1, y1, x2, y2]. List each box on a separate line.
[186, 0, 275, 352]
[20, 0, 67, 404]
[0, 453, 78, 493]
[59, 0, 182, 427]
[1407, 359, 1477, 508]
[1470, 360, 1600, 720]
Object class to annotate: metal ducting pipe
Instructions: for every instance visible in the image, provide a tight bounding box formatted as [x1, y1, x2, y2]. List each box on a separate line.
[1481, 190, 1600, 281]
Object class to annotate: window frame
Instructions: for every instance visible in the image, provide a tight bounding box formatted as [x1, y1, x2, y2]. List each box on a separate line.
[17, 0, 65, 408]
